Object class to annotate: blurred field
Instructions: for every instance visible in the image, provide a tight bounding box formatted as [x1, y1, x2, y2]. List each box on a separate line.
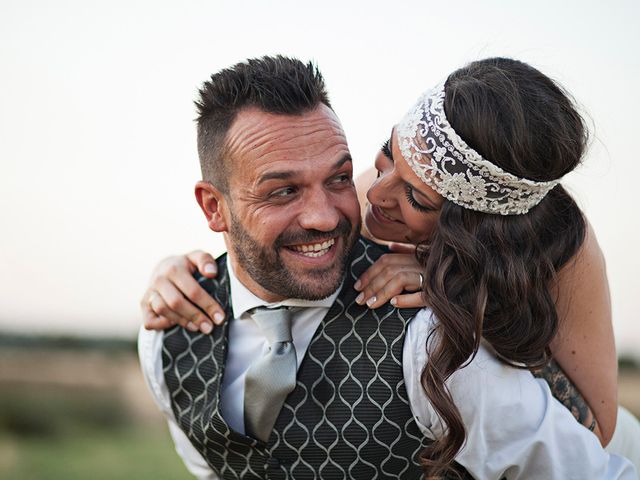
[0, 335, 638, 480]
[619, 364, 640, 419]
[0, 337, 190, 480]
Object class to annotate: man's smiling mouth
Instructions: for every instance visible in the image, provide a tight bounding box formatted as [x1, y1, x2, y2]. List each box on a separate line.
[286, 238, 335, 257]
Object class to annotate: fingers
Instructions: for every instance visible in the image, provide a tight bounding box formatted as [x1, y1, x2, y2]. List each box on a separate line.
[355, 270, 424, 309]
[388, 242, 417, 254]
[186, 250, 217, 278]
[141, 292, 176, 330]
[390, 292, 426, 309]
[141, 253, 226, 335]
[355, 253, 418, 291]
[353, 253, 425, 309]
[355, 253, 420, 291]
[168, 266, 226, 326]
[153, 277, 214, 333]
[146, 280, 200, 332]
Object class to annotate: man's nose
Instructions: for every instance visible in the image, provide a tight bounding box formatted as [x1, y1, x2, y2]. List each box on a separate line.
[297, 188, 340, 232]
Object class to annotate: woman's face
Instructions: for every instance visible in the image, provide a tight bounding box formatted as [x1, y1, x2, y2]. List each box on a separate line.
[364, 127, 443, 244]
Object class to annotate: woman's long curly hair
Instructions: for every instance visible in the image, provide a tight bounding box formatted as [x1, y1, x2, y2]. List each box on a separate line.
[416, 58, 588, 479]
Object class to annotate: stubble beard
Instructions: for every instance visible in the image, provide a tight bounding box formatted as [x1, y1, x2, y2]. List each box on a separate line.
[228, 211, 360, 300]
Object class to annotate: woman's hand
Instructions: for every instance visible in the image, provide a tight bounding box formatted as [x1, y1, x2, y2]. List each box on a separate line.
[141, 250, 224, 334]
[354, 243, 427, 309]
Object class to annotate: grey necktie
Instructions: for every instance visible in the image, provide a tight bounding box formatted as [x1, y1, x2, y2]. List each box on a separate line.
[244, 306, 297, 442]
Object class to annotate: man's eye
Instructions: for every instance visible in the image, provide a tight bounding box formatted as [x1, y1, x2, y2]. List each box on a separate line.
[329, 174, 351, 185]
[271, 187, 297, 197]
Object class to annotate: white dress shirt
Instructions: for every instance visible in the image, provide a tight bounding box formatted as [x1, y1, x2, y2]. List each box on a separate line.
[139, 261, 636, 480]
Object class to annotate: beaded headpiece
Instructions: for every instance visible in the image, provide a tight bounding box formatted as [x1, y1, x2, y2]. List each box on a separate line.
[396, 83, 560, 215]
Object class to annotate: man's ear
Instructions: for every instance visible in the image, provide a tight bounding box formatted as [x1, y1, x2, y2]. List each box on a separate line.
[195, 181, 229, 232]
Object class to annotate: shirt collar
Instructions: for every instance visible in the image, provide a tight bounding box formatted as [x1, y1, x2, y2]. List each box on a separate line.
[226, 258, 341, 318]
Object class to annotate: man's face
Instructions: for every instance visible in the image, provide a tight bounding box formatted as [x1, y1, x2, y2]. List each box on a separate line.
[221, 105, 361, 302]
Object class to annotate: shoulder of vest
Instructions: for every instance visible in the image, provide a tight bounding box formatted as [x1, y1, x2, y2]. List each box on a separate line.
[190, 253, 231, 311]
[347, 237, 420, 320]
[348, 237, 388, 275]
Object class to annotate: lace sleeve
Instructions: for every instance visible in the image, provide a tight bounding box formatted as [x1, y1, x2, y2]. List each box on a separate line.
[533, 359, 597, 431]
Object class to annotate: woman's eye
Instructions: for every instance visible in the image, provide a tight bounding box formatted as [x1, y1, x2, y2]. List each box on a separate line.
[381, 139, 392, 160]
[405, 185, 434, 213]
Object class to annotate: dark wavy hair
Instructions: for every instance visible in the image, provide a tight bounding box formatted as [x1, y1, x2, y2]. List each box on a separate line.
[416, 58, 588, 479]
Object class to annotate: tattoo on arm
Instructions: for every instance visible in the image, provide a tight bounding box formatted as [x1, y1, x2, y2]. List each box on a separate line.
[533, 359, 597, 431]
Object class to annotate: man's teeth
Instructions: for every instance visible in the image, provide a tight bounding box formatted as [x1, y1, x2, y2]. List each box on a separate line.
[290, 239, 335, 257]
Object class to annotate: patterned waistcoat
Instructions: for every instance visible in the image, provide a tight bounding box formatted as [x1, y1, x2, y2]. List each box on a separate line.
[162, 238, 467, 479]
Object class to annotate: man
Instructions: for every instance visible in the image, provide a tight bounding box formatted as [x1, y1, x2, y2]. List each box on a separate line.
[139, 56, 635, 479]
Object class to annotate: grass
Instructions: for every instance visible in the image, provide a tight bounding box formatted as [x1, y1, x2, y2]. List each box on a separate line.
[0, 383, 192, 480]
[0, 428, 191, 480]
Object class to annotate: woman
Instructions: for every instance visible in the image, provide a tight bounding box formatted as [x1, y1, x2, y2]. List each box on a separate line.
[141, 58, 630, 477]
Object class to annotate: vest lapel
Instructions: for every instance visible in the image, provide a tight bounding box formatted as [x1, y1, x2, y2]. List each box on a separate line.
[163, 255, 260, 452]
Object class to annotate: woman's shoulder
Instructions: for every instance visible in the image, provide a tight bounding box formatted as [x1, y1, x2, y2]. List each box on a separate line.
[406, 309, 534, 392]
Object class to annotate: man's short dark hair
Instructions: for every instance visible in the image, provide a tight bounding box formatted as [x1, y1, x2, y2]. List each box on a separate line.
[195, 55, 332, 192]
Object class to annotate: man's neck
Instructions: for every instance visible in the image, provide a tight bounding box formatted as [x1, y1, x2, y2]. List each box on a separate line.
[226, 254, 287, 304]
[224, 255, 340, 319]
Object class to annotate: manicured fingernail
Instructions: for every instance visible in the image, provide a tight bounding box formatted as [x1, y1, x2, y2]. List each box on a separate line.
[354, 280, 362, 290]
[186, 322, 198, 332]
[200, 322, 213, 334]
[213, 312, 225, 324]
[390, 297, 397, 306]
[355, 293, 364, 305]
[204, 263, 216, 275]
[366, 296, 377, 308]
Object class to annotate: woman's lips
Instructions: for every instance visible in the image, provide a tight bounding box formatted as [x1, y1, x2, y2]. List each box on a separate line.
[370, 205, 401, 224]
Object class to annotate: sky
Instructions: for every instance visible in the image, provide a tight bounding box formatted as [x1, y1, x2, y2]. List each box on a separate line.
[0, 0, 638, 356]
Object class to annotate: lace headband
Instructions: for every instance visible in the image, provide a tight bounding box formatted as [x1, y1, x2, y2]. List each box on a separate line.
[396, 83, 560, 215]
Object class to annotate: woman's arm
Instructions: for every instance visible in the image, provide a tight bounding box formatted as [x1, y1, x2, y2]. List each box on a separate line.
[550, 221, 618, 445]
